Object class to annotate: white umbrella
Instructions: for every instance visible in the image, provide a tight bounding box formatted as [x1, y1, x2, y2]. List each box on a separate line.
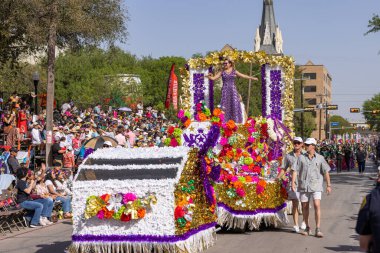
[118, 107, 132, 112]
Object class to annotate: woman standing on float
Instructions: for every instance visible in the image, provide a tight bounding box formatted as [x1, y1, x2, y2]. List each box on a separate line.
[207, 59, 258, 123]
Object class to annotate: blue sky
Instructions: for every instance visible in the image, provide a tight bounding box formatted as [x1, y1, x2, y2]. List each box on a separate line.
[121, 0, 380, 122]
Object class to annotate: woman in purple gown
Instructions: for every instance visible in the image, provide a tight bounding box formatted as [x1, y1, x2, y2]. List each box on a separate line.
[207, 59, 258, 123]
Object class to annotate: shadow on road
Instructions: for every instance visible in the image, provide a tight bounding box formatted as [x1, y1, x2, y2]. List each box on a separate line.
[35, 240, 71, 253]
[324, 245, 361, 252]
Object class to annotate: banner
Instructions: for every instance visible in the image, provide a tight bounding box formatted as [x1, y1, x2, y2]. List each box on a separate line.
[165, 64, 178, 110]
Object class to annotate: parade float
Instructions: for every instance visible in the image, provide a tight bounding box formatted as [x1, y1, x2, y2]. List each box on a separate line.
[69, 50, 295, 253]
[175, 49, 296, 230]
[69, 147, 217, 253]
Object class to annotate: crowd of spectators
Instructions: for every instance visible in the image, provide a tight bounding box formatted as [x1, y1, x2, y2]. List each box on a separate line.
[0, 93, 174, 228]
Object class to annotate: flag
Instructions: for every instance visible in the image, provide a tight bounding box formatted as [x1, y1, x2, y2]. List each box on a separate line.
[165, 64, 178, 110]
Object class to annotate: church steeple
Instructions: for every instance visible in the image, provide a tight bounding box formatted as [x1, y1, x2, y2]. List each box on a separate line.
[254, 0, 283, 55]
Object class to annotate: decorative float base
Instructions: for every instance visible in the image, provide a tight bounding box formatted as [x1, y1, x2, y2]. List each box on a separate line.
[214, 182, 288, 230]
[217, 203, 287, 230]
[69, 223, 216, 253]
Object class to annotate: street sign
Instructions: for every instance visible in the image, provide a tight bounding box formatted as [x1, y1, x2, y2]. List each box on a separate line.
[304, 106, 315, 112]
[326, 105, 338, 110]
[331, 122, 339, 127]
[350, 108, 360, 113]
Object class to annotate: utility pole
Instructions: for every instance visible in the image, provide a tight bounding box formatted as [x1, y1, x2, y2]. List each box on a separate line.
[325, 100, 329, 139]
[316, 93, 328, 140]
[46, 0, 58, 166]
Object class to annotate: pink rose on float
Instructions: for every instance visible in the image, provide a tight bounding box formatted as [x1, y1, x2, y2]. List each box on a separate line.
[256, 185, 264, 194]
[251, 176, 260, 184]
[170, 138, 179, 147]
[231, 176, 238, 182]
[247, 127, 255, 133]
[123, 193, 137, 204]
[177, 110, 184, 119]
[241, 165, 250, 172]
[236, 188, 246, 197]
[97, 209, 105, 219]
[220, 137, 228, 146]
[219, 114, 225, 122]
[248, 137, 255, 143]
[196, 103, 202, 111]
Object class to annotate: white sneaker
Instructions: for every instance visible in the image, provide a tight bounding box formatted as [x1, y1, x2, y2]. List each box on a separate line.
[293, 225, 300, 233]
[39, 218, 48, 226]
[42, 217, 53, 225]
[300, 221, 307, 230]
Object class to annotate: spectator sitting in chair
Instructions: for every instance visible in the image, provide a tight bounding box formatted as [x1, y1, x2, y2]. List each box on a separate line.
[45, 171, 72, 219]
[7, 147, 20, 175]
[15, 168, 54, 227]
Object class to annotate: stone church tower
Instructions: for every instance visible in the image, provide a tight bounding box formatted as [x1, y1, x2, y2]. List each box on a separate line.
[254, 0, 283, 55]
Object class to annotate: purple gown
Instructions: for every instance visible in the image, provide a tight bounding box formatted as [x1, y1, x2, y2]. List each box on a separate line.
[220, 70, 243, 123]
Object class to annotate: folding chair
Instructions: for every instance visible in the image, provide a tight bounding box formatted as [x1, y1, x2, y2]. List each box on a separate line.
[0, 189, 26, 234]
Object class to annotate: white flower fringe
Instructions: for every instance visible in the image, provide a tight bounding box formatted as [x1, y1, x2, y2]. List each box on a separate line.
[69, 227, 216, 253]
[217, 206, 288, 230]
[284, 200, 303, 215]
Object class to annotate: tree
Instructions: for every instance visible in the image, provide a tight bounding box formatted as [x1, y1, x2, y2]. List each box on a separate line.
[365, 14, 380, 35]
[329, 115, 354, 135]
[10, 0, 128, 165]
[363, 93, 380, 131]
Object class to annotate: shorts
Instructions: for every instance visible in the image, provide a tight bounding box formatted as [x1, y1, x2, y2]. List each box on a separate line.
[300, 192, 322, 202]
[288, 190, 300, 201]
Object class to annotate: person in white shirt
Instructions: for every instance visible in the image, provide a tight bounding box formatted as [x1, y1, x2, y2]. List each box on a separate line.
[31, 122, 42, 145]
[61, 103, 71, 114]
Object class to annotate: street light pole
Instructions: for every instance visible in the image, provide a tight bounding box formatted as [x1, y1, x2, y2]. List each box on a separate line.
[32, 72, 40, 115]
[316, 93, 328, 140]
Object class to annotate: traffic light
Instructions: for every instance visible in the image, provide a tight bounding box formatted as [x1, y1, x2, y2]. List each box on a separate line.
[304, 106, 315, 112]
[372, 110, 380, 114]
[326, 105, 338, 110]
[350, 108, 360, 113]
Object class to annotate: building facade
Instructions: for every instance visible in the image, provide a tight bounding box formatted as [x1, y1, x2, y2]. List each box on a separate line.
[299, 61, 333, 140]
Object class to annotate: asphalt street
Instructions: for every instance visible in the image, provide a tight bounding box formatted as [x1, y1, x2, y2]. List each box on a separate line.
[1, 161, 378, 253]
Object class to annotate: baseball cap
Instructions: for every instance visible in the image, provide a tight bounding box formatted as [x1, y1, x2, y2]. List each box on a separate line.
[104, 141, 112, 146]
[293, 137, 303, 143]
[304, 138, 317, 145]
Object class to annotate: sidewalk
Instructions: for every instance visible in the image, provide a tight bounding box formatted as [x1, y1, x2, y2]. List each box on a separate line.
[0, 220, 72, 253]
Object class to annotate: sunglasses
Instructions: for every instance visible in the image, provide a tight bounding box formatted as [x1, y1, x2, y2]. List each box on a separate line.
[293, 141, 302, 145]
[223, 62, 229, 65]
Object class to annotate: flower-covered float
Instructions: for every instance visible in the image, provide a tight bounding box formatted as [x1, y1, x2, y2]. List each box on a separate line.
[69, 147, 217, 253]
[168, 49, 296, 230]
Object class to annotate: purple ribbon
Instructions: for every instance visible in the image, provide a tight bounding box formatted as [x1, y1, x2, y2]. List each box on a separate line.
[218, 202, 287, 216]
[267, 116, 292, 160]
[72, 222, 217, 243]
[198, 124, 220, 205]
